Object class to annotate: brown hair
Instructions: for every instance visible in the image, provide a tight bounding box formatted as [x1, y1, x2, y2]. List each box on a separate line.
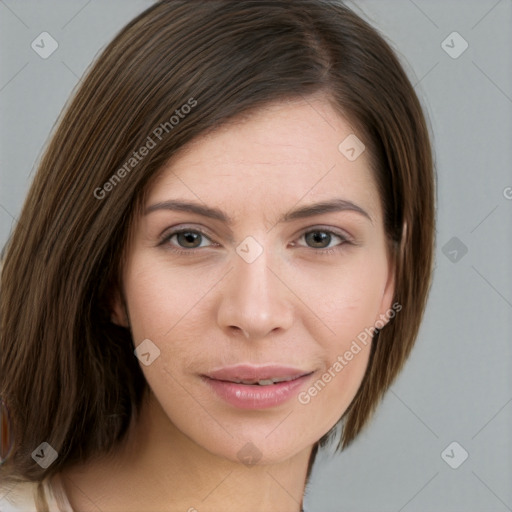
[0, 0, 435, 500]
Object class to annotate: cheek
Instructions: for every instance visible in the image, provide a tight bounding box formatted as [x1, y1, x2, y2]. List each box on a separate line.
[286, 249, 389, 342]
[297, 342, 371, 435]
[286, 252, 386, 421]
[123, 258, 226, 342]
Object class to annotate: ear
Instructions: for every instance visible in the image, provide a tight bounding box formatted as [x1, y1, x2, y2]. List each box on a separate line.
[375, 221, 406, 326]
[377, 260, 395, 324]
[109, 286, 130, 328]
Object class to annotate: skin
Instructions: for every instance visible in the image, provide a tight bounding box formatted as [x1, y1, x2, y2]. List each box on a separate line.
[59, 95, 395, 512]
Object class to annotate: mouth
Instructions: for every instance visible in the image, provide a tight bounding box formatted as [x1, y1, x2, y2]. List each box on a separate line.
[217, 375, 304, 386]
[202, 364, 315, 409]
[204, 364, 313, 384]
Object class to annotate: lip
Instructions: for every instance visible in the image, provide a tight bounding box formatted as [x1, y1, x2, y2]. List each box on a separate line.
[202, 364, 314, 409]
[205, 364, 311, 382]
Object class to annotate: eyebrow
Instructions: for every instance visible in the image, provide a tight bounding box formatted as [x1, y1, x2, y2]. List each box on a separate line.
[144, 198, 372, 224]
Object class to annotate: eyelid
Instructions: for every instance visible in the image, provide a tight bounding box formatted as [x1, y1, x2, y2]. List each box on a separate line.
[294, 225, 354, 244]
[158, 223, 355, 258]
[159, 224, 215, 241]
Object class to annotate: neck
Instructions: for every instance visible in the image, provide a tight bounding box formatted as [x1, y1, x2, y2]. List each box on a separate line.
[61, 391, 314, 512]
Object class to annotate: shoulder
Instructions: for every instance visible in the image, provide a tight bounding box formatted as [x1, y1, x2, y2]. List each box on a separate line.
[0, 479, 72, 512]
[0, 481, 39, 511]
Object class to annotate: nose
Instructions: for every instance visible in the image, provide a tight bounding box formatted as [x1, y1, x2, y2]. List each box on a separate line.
[216, 245, 294, 341]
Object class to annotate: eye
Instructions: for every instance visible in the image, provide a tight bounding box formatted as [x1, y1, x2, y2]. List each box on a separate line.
[163, 229, 214, 249]
[159, 226, 351, 255]
[297, 229, 349, 250]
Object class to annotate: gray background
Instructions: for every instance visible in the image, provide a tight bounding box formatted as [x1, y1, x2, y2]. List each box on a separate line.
[1, 1, 511, 511]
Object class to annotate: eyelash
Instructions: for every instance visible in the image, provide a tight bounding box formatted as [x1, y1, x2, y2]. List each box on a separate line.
[158, 225, 353, 257]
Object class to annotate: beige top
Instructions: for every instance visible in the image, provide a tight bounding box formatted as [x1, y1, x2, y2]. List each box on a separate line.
[0, 478, 73, 512]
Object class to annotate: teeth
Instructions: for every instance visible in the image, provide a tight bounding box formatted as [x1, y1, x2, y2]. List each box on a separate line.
[231, 376, 298, 385]
[257, 379, 275, 386]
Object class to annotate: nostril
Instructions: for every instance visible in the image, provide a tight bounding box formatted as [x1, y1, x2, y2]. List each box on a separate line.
[229, 325, 250, 339]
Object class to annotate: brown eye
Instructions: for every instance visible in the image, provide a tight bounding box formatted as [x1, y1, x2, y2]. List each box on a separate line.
[176, 231, 203, 248]
[160, 227, 216, 253]
[304, 231, 332, 248]
[296, 229, 350, 252]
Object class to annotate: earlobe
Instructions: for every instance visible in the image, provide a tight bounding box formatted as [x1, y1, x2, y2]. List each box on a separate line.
[377, 264, 396, 327]
[376, 221, 406, 327]
[109, 288, 130, 328]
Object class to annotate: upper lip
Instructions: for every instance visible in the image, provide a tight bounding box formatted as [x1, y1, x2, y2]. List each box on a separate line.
[204, 364, 313, 384]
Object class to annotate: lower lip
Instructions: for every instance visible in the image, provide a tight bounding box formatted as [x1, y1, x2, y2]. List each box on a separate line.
[203, 374, 312, 409]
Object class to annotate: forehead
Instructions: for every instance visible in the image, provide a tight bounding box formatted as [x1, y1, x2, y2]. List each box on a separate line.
[146, 97, 382, 226]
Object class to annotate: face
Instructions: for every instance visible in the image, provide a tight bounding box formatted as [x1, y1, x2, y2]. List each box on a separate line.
[113, 95, 395, 465]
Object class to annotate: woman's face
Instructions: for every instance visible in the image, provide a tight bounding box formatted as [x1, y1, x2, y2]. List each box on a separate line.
[114, 96, 395, 465]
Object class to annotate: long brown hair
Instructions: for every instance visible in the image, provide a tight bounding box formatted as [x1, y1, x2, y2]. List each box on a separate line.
[0, 0, 435, 500]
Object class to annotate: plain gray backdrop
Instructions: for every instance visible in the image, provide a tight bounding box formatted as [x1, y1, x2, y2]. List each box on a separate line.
[0, 1, 511, 511]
